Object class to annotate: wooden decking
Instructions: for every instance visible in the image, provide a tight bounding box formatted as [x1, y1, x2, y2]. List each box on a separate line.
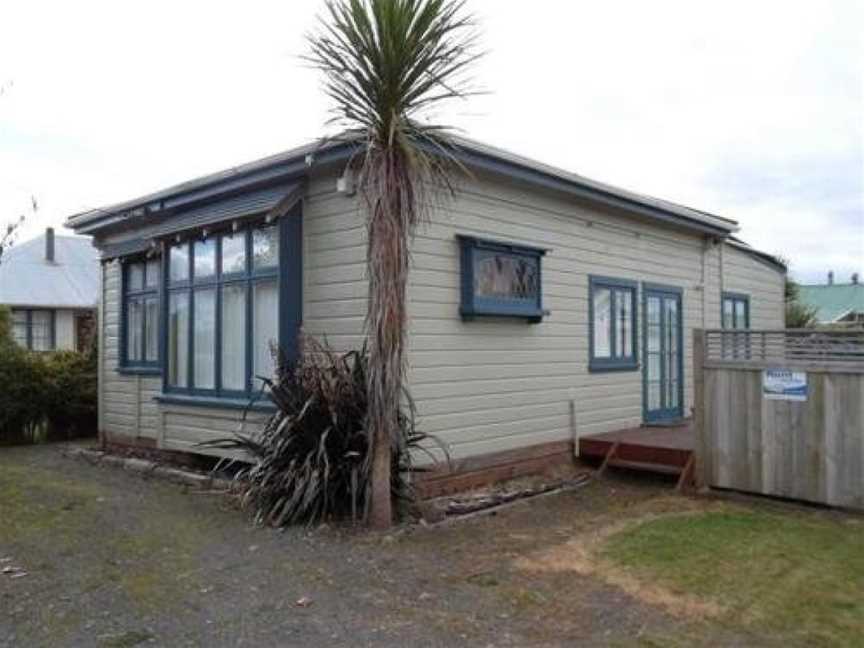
[579, 422, 695, 489]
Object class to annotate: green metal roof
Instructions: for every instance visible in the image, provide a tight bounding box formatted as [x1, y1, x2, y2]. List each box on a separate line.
[798, 283, 864, 322]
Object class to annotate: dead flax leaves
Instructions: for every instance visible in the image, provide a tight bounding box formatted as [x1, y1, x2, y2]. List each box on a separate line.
[514, 501, 727, 620]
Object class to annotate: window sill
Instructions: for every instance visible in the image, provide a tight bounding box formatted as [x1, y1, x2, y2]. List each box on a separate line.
[154, 393, 277, 412]
[589, 361, 640, 373]
[460, 306, 547, 323]
[117, 366, 162, 376]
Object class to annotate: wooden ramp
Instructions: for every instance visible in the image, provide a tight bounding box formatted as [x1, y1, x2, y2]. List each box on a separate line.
[579, 423, 695, 490]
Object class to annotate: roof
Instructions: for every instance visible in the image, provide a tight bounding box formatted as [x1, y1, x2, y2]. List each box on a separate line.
[66, 133, 740, 238]
[798, 283, 864, 323]
[727, 236, 787, 272]
[0, 233, 99, 309]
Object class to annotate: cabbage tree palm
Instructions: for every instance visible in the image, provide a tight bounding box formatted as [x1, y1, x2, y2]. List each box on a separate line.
[308, 0, 480, 528]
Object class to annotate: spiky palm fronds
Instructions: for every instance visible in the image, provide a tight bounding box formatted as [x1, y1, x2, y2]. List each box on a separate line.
[203, 337, 447, 527]
[307, 0, 480, 528]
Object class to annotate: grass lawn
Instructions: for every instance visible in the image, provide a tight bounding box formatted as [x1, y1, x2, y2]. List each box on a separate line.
[601, 505, 864, 647]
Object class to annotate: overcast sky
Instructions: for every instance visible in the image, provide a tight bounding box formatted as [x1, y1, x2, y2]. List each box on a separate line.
[1, 0, 861, 283]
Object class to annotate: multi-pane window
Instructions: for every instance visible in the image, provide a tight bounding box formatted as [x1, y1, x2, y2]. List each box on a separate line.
[722, 293, 749, 329]
[10, 309, 55, 351]
[458, 235, 546, 321]
[123, 257, 160, 367]
[589, 276, 638, 371]
[166, 223, 280, 396]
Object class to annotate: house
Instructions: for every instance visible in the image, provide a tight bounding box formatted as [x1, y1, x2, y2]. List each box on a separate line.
[65, 136, 785, 484]
[798, 272, 864, 325]
[0, 228, 99, 351]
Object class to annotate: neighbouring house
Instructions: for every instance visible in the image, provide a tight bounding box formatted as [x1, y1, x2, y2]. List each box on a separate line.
[65, 136, 785, 485]
[798, 272, 864, 326]
[0, 227, 99, 352]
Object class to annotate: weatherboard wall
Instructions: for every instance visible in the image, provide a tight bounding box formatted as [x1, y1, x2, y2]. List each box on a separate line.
[404, 172, 782, 461]
[94, 167, 784, 465]
[721, 243, 785, 329]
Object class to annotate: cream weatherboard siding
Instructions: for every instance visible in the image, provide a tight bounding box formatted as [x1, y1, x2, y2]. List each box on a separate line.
[94, 167, 784, 464]
[721, 243, 785, 329]
[404, 172, 783, 461]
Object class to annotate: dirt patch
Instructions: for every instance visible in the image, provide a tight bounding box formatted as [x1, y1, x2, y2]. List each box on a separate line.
[515, 503, 727, 620]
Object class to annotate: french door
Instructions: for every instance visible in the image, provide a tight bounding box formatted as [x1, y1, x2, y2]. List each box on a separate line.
[643, 285, 684, 423]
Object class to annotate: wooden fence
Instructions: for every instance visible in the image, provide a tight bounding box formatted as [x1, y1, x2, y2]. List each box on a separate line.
[694, 329, 864, 510]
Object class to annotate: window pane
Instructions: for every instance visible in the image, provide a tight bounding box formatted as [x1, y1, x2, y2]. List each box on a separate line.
[144, 296, 159, 362]
[127, 263, 144, 292]
[723, 299, 734, 329]
[592, 288, 611, 358]
[169, 243, 190, 283]
[252, 280, 279, 386]
[615, 289, 633, 358]
[735, 300, 747, 329]
[168, 292, 189, 387]
[145, 258, 160, 288]
[221, 284, 247, 391]
[11, 310, 28, 348]
[194, 239, 216, 280]
[252, 225, 279, 270]
[221, 231, 247, 275]
[31, 311, 52, 351]
[193, 289, 216, 389]
[474, 251, 539, 301]
[127, 298, 143, 361]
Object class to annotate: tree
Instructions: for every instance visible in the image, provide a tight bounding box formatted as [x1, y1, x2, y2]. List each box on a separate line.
[307, 0, 481, 528]
[779, 256, 818, 328]
[0, 215, 25, 266]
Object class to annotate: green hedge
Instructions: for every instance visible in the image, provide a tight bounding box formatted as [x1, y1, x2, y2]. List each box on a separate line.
[0, 306, 97, 445]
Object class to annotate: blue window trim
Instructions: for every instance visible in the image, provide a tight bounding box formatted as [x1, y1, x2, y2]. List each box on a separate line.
[160, 203, 303, 403]
[588, 275, 639, 372]
[120, 256, 161, 370]
[721, 291, 750, 329]
[457, 235, 548, 322]
[12, 308, 56, 351]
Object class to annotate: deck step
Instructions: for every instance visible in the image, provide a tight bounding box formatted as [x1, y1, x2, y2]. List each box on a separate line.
[606, 458, 683, 476]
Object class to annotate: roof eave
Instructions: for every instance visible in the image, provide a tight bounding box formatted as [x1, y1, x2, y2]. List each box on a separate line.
[66, 136, 739, 239]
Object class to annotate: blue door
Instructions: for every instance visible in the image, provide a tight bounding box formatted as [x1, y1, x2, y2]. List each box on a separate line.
[643, 285, 684, 423]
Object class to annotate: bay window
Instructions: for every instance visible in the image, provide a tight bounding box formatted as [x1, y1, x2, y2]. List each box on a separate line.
[589, 276, 638, 371]
[165, 222, 281, 396]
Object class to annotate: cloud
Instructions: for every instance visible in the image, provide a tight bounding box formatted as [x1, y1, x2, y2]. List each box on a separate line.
[1, 0, 861, 284]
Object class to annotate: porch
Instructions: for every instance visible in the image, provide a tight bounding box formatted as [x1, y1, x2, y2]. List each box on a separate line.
[579, 421, 695, 489]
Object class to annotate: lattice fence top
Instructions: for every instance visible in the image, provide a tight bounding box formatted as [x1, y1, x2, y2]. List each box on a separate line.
[704, 329, 864, 368]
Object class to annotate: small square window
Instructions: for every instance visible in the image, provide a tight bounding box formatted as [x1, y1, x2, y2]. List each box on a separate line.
[457, 235, 546, 322]
[169, 243, 190, 283]
[252, 225, 279, 270]
[145, 258, 160, 288]
[128, 263, 145, 291]
[194, 239, 217, 280]
[221, 231, 247, 275]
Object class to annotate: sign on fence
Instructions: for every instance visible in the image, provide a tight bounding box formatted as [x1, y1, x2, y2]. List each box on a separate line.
[762, 369, 808, 401]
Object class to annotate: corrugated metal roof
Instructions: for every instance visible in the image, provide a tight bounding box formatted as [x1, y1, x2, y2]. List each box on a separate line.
[65, 133, 740, 236]
[0, 233, 99, 309]
[798, 283, 864, 323]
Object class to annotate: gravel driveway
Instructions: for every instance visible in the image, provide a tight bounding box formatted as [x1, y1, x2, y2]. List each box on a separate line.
[1, 443, 740, 647]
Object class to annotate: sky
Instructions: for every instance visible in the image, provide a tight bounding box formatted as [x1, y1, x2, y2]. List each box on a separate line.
[1, 0, 861, 284]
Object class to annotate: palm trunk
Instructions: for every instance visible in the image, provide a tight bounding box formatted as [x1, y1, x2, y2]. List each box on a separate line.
[366, 153, 411, 529]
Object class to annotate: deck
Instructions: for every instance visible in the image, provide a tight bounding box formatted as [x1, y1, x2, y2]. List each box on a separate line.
[579, 422, 695, 489]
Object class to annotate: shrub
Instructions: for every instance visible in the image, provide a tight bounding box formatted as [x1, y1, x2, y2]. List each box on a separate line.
[0, 305, 97, 444]
[205, 337, 447, 526]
